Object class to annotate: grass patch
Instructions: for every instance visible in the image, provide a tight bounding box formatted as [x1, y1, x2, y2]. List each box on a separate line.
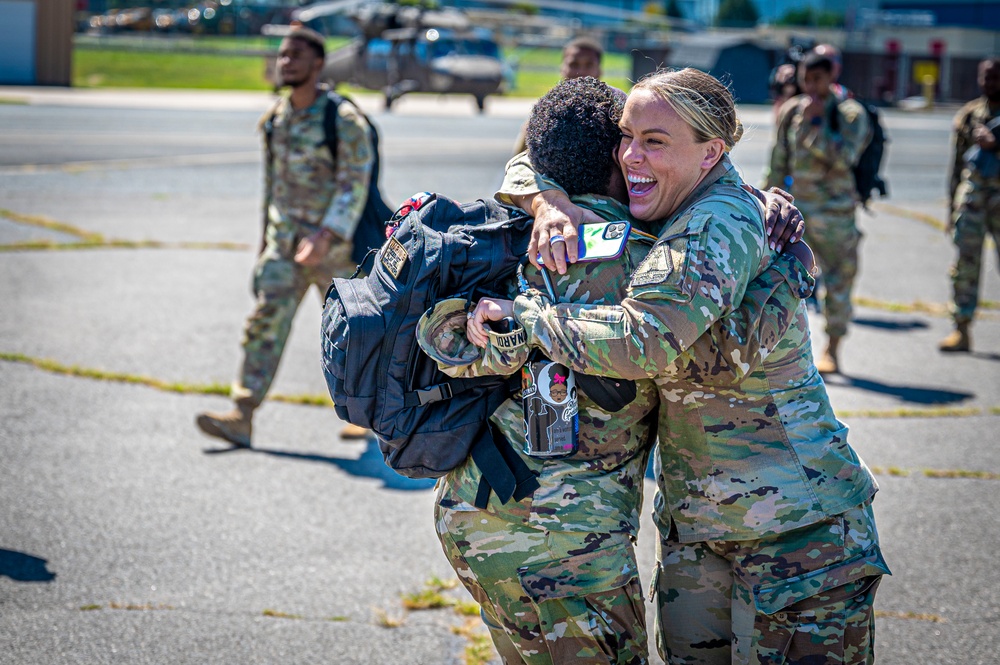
[1, 351, 230, 397]
[79, 604, 103, 611]
[0, 239, 251, 253]
[74, 49, 275, 90]
[70, 39, 632, 98]
[262, 608, 303, 619]
[870, 466, 1000, 480]
[0, 209, 104, 241]
[0, 208, 249, 253]
[0, 351, 335, 407]
[837, 406, 983, 419]
[923, 469, 1000, 480]
[452, 616, 498, 665]
[454, 600, 481, 617]
[872, 203, 949, 232]
[851, 296, 949, 317]
[875, 609, 946, 623]
[0, 96, 29, 105]
[373, 607, 406, 628]
[402, 576, 460, 610]
[326, 615, 350, 622]
[108, 602, 174, 611]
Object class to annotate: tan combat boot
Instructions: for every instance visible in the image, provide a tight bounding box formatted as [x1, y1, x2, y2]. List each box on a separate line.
[816, 336, 841, 375]
[340, 423, 370, 440]
[196, 403, 254, 448]
[938, 322, 971, 353]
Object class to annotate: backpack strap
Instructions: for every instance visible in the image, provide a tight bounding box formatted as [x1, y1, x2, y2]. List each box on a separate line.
[323, 89, 394, 264]
[472, 422, 540, 509]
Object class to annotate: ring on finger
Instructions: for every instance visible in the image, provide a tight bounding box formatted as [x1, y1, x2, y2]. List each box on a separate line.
[549, 234, 566, 245]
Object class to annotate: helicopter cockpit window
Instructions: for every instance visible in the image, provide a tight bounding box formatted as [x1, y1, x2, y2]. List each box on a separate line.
[427, 38, 499, 60]
[366, 38, 391, 72]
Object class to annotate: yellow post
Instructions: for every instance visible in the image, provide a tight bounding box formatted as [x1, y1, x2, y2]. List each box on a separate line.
[922, 75, 935, 109]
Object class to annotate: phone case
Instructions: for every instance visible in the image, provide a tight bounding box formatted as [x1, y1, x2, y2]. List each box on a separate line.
[577, 221, 631, 262]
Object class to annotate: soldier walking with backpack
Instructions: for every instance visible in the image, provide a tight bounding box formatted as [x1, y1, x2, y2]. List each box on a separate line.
[764, 50, 872, 375]
[940, 57, 1000, 353]
[196, 27, 375, 447]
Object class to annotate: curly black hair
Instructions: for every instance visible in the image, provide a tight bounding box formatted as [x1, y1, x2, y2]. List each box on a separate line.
[525, 77, 625, 197]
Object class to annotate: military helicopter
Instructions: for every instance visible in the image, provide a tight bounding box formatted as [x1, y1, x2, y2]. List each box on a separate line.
[290, 0, 505, 111]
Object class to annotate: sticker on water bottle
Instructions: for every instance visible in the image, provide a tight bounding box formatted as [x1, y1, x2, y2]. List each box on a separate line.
[522, 360, 579, 458]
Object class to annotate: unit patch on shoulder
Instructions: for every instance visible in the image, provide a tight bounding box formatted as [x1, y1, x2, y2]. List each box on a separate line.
[381, 236, 409, 279]
[630, 244, 674, 287]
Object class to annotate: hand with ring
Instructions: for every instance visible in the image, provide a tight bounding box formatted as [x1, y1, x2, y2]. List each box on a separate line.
[526, 190, 602, 274]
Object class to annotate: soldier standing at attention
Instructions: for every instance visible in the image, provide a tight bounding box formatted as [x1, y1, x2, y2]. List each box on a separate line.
[939, 57, 1000, 352]
[764, 50, 872, 374]
[196, 27, 373, 447]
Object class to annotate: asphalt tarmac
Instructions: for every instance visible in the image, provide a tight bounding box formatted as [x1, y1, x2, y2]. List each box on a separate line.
[1, 87, 998, 664]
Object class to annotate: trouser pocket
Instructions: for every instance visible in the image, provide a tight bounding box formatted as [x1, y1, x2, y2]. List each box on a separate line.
[738, 547, 888, 665]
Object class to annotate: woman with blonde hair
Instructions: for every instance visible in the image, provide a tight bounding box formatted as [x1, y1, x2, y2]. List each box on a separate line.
[473, 68, 889, 665]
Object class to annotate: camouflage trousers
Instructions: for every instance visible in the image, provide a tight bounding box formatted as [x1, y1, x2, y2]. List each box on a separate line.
[801, 207, 861, 339]
[436, 505, 649, 665]
[949, 184, 1000, 324]
[232, 234, 355, 407]
[652, 501, 889, 665]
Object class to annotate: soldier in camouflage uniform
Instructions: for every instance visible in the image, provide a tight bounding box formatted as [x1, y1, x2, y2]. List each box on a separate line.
[196, 28, 374, 447]
[422, 78, 816, 665]
[939, 57, 1000, 352]
[484, 69, 888, 665]
[764, 51, 872, 375]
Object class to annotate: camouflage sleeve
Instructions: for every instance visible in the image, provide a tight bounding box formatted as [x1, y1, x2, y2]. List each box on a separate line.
[673, 251, 814, 383]
[318, 102, 374, 240]
[513, 202, 764, 380]
[950, 105, 974, 200]
[762, 98, 796, 190]
[833, 98, 872, 169]
[430, 327, 529, 379]
[494, 151, 564, 205]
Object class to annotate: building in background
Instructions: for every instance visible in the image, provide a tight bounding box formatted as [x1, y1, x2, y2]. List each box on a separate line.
[0, 0, 74, 85]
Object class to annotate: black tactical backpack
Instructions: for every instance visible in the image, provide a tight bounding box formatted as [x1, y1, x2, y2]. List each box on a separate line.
[320, 192, 539, 505]
[830, 99, 889, 208]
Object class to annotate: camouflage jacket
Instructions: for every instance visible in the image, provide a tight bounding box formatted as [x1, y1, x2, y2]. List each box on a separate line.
[428, 187, 816, 537]
[434, 195, 660, 536]
[764, 93, 871, 212]
[509, 157, 876, 542]
[262, 90, 373, 252]
[950, 96, 1000, 199]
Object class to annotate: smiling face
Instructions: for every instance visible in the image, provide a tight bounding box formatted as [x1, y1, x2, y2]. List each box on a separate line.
[618, 88, 725, 223]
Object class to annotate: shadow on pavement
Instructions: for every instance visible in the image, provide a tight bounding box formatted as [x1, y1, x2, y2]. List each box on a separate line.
[828, 374, 974, 405]
[852, 317, 930, 332]
[202, 439, 436, 491]
[0, 550, 57, 582]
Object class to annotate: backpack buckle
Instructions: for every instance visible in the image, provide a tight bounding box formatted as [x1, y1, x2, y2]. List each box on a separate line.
[414, 383, 453, 405]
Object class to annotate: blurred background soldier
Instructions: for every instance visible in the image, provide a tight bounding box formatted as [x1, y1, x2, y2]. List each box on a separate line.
[196, 27, 374, 447]
[764, 51, 872, 374]
[940, 57, 1000, 353]
[511, 36, 603, 155]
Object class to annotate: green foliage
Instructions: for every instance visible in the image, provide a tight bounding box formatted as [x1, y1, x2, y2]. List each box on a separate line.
[716, 0, 759, 26]
[775, 7, 844, 27]
[72, 40, 632, 98]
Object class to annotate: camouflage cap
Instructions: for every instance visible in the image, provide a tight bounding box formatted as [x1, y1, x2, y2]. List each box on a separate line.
[416, 298, 481, 368]
[417, 297, 529, 374]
